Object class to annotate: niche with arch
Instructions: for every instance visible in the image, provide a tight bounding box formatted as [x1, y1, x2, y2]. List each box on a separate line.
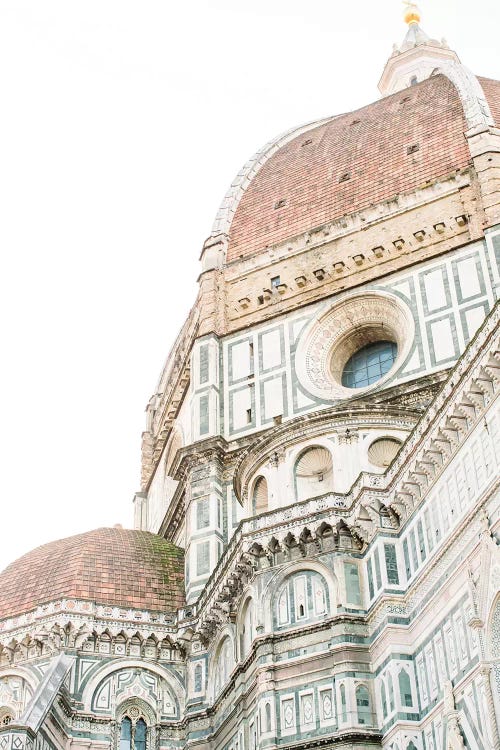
[368, 436, 402, 468]
[274, 570, 330, 630]
[294, 446, 333, 501]
[212, 636, 235, 698]
[252, 476, 269, 514]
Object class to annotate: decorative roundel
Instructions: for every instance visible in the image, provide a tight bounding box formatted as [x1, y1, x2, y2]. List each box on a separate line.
[368, 437, 402, 468]
[295, 291, 414, 401]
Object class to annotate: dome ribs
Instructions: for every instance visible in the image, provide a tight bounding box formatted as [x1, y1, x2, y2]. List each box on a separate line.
[227, 75, 470, 261]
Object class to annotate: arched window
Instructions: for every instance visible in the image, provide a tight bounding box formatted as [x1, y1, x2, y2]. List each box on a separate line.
[119, 717, 132, 750]
[295, 446, 333, 501]
[253, 477, 269, 514]
[398, 670, 413, 707]
[356, 685, 371, 725]
[118, 712, 150, 750]
[274, 571, 329, 629]
[339, 684, 347, 722]
[380, 681, 387, 718]
[214, 637, 234, 696]
[135, 719, 146, 750]
[239, 599, 255, 659]
[387, 673, 395, 712]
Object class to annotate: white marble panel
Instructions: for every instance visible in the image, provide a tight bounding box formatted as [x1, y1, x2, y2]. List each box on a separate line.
[456, 257, 480, 299]
[231, 341, 251, 380]
[430, 317, 455, 361]
[263, 377, 283, 420]
[424, 269, 447, 311]
[261, 329, 282, 370]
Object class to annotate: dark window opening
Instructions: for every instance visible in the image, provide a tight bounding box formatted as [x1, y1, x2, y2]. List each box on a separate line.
[342, 340, 397, 389]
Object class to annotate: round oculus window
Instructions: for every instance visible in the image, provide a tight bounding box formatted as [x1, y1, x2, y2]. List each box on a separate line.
[341, 340, 398, 389]
[294, 291, 414, 400]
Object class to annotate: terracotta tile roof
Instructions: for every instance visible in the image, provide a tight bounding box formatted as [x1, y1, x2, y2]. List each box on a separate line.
[226, 74, 470, 262]
[478, 76, 500, 127]
[0, 527, 185, 620]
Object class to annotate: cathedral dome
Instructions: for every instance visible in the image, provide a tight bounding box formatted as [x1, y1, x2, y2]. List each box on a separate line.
[223, 74, 471, 263]
[0, 527, 185, 620]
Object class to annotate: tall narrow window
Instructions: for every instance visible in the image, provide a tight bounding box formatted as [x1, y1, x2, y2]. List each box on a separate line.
[388, 673, 395, 712]
[265, 702, 272, 732]
[194, 663, 202, 693]
[356, 685, 371, 725]
[380, 681, 387, 718]
[398, 670, 413, 707]
[119, 718, 132, 750]
[340, 684, 347, 722]
[135, 719, 147, 750]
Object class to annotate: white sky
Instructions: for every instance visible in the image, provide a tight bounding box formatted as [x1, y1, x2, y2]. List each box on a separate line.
[0, 0, 498, 572]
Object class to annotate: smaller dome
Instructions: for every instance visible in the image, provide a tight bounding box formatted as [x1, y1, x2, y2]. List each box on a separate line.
[0, 528, 185, 620]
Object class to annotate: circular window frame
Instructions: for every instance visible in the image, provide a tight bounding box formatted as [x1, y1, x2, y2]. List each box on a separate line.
[295, 291, 414, 401]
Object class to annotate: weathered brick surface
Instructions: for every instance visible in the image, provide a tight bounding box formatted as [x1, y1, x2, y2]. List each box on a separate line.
[0, 527, 185, 618]
[478, 76, 500, 127]
[226, 75, 470, 262]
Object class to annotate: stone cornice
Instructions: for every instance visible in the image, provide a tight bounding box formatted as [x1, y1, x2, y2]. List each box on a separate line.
[0, 598, 180, 648]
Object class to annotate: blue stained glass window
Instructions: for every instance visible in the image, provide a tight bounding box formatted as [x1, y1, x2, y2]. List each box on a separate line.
[120, 718, 132, 750]
[341, 341, 397, 389]
[135, 719, 147, 750]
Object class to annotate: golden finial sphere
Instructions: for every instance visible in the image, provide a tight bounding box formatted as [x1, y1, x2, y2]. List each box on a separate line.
[403, 1, 421, 25]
